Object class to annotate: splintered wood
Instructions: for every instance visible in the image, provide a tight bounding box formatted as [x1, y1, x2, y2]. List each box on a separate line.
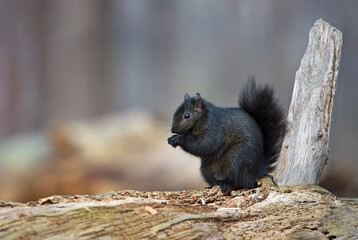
[274, 19, 343, 185]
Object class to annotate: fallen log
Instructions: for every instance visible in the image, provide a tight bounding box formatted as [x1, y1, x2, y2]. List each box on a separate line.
[0, 179, 357, 239]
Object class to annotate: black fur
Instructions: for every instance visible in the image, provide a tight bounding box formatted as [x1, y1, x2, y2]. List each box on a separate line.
[168, 78, 286, 193]
[239, 78, 287, 173]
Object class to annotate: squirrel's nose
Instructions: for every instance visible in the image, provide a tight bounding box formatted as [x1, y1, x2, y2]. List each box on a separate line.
[171, 127, 178, 134]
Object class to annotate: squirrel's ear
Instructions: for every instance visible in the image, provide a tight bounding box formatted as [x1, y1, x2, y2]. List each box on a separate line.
[184, 93, 190, 101]
[194, 93, 203, 112]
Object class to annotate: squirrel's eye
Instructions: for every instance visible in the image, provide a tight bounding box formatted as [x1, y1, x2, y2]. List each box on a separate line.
[183, 113, 191, 120]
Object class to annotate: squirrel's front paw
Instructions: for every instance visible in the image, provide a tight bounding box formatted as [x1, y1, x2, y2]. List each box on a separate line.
[168, 135, 182, 148]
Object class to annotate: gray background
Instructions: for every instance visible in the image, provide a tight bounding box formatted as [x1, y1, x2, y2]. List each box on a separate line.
[0, 0, 357, 199]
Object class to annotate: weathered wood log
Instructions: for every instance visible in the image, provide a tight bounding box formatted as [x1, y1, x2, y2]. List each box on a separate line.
[274, 19, 343, 185]
[0, 180, 357, 239]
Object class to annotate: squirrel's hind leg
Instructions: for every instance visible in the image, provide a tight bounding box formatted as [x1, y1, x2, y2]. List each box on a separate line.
[216, 180, 234, 195]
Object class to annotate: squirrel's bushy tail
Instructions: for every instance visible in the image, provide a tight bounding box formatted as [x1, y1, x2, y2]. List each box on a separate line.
[239, 77, 286, 173]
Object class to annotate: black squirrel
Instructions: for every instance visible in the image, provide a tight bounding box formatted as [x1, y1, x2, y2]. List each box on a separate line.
[167, 78, 286, 193]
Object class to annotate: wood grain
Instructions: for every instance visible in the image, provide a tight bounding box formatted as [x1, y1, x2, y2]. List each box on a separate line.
[274, 19, 343, 185]
[0, 182, 357, 239]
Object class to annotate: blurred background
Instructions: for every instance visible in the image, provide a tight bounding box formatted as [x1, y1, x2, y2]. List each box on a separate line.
[0, 0, 357, 202]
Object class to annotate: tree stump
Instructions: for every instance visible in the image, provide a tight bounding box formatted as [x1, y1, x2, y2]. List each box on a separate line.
[274, 19, 343, 185]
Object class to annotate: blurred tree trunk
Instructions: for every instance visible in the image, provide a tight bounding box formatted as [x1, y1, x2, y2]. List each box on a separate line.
[0, 0, 44, 138]
[0, 0, 108, 140]
[43, 0, 108, 122]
